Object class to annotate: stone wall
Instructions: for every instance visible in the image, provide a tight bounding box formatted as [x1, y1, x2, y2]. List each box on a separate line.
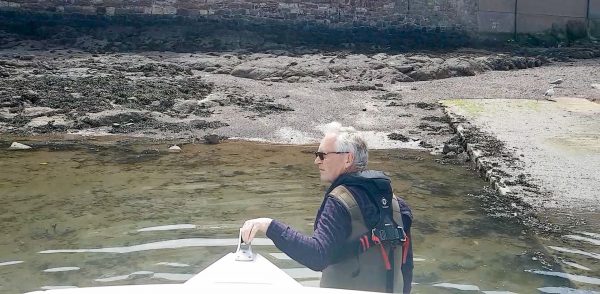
[0, 0, 482, 51]
[0, 0, 479, 29]
[0, 0, 597, 51]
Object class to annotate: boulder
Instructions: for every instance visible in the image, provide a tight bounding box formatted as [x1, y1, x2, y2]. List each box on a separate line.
[390, 64, 414, 73]
[172, 99, 200, 114]
[78, 110, 149, 127]
[168, 145, 181, 152]
[510, 56, 529, 69]
[203, 134, 221, 144]
[21, 90, 40, 103]
[407, 55, 436, 63]
[26, 115, 71, 128]
[199, 93, 230, 108]
[230, 66, 279, 80]
[445, 58, 480, 76]
[22, 107, 59, 118]
[408, 65, 450, 81]
[0, 109, 16, 120]
[8, 142, 32, 150]
[443, 143, 461, 154]
[392, 73, 415, 82]
[282, 63, 332, 79]
[214, 67, 233, 74]
[368, 61, 386, 70]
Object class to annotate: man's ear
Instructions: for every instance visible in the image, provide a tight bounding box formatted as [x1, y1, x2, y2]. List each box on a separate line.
[345, 153, 354, 167]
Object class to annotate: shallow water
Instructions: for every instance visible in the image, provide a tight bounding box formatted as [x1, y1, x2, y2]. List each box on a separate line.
[0, 138, 598, 293]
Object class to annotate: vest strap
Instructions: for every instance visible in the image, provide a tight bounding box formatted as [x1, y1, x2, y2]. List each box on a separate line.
[329, 185, 368, 234]
[392, 194, 410, 265]
[391, 194, 405, 232]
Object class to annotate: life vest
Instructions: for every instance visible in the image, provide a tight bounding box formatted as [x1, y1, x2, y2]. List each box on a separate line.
[320, 171, 409, 293]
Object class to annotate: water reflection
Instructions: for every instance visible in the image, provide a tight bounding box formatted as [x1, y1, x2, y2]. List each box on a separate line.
[39, 238, 274, 254]
[39, 286, 77, 290]
[42, 267, 80, 273]
[0, 261, 24, 267]
[549, 246, 600, 260]
[269, 253, 292, 260]
[433, 282, 480, 291]
[93, 271, 193, 283]
[282, 268, 322, 279]
[563, 261, 592, 271]
[155, 262, 190, 267]
[526, 270, 600, 285]
[0, 139, 598, 293]
[538, 287, 600, 293]
[564, 234, 600, 246]
[138, 224, 197, 232]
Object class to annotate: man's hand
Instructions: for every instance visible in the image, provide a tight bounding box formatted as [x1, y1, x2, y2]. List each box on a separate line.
[240, 218, 273, 243]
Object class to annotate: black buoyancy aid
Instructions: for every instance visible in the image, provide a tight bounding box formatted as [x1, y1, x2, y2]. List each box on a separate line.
[320, 171, 408, 293]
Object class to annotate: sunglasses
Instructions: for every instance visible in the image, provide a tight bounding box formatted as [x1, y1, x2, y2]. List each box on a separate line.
[314, 151, 349, 160]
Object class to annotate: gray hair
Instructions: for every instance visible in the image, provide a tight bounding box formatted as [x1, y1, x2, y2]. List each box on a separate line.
[323, 122, 368, 171]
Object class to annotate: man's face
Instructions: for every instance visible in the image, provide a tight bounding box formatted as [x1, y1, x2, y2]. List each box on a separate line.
[314, 134, 351, 183]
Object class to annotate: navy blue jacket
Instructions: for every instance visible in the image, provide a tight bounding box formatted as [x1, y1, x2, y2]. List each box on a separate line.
[266, 173, 414, 292]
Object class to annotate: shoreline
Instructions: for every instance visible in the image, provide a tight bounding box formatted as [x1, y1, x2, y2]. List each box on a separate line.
[0, 131, 582, 236]
[2, 46, 599, 235]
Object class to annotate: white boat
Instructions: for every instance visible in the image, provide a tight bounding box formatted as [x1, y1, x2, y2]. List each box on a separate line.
[26, 239, 377, 294]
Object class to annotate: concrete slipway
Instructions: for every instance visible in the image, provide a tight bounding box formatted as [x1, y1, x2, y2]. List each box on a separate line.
[441, 98, 600, 230]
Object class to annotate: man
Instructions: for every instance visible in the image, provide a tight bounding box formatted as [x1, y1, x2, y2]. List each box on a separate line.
[241, 122, 414, 293]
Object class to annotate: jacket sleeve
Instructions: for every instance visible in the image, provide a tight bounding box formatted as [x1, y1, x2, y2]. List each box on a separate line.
[266, 196, 351, 271]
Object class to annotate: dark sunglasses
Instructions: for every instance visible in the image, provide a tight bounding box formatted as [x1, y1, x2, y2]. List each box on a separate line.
[314, 151, 349, 160]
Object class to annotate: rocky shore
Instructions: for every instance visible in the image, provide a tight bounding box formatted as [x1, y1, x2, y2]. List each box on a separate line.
[1, 45, 598, 141]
